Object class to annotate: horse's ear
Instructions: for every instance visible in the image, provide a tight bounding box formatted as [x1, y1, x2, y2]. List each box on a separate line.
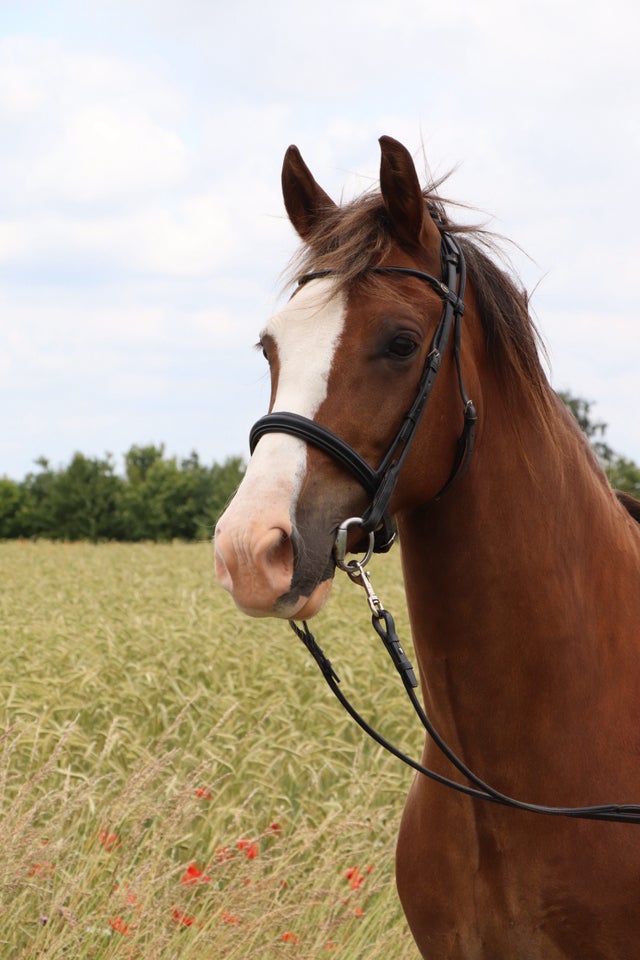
[282, 145, 337, 240]
[379, 136, 436, 249]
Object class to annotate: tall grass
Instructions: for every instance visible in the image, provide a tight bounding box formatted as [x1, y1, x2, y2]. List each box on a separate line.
[0, 541, 421, 958]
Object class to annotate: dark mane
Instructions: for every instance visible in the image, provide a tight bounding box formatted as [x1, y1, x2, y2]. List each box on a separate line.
[616, 490, 640, 524]
[287, 183, 552, 416]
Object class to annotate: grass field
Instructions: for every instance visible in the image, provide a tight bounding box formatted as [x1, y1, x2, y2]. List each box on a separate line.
[0, 541, 422, 958]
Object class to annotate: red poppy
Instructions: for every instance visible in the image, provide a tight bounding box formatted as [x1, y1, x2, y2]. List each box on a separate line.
[98, 830, 120, 851]
[172, 909, 195, 927]
[281, 931, 300, 944]
[237, 838, 259, 859]
[114, 884, 139, 907]
[344, 866, 364, 889]
[109, 916, 131, 936]
[194, 787, 212, 800]
[28, 862, 55, 876]
[221, 910, 240, 924]
[181, 862, 211, 886]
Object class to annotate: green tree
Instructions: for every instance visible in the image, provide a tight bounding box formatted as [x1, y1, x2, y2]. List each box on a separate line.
[0, 477, 24, 538]
[604, 456, 640, 497]
[47, 452, 123, 541]
[115, 450, 245, 542]
[558, 390, 640, 497]
[197, 455, 246, 539]
[116, 444, 172, 539]
[16, 457, 57, 537]
[1, 446, 245, 541]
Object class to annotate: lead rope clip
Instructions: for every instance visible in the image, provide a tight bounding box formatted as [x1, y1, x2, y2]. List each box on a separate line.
[344, 559, 385, 619]
[333, 518, 418, 688]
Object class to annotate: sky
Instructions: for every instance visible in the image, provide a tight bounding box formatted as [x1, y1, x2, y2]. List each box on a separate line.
[1, 0, 639, 479]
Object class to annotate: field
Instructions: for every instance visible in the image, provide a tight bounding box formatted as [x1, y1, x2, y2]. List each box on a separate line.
[0, 541, 422, 958]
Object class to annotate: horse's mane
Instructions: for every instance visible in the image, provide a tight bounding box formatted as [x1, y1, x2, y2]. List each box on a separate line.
[616, 490, 640, 524]
[287, 183, 552, 421]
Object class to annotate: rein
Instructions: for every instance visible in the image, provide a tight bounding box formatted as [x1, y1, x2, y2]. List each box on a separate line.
[250, 231, 477, 553]
[291, 534, 640, 825]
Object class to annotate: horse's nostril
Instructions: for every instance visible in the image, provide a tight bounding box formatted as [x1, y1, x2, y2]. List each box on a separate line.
[265, 527, 293, 572]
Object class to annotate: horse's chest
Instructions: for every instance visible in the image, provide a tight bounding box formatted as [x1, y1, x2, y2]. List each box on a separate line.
[396, 780, 640, 959]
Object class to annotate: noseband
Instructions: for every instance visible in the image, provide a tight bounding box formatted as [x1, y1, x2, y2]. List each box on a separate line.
[249, 231, 477, 553]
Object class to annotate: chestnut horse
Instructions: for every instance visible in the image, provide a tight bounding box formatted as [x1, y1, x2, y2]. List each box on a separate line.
[214, 136, 640, 959]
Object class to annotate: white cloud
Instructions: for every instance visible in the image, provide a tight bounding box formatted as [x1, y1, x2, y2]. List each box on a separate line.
[0, 35, 189, 212]
[30, 103, 190, 204]
[0, 0, 639, 480]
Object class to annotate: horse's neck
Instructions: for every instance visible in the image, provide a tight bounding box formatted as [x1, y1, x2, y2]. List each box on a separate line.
[401, 392, 618, 642]
[397, 388, 640, 790]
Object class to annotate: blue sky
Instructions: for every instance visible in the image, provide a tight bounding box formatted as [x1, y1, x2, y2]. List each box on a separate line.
[1, 0, 639, 479]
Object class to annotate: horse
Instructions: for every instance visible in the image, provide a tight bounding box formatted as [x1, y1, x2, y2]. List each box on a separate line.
[214, 136, 640, 959]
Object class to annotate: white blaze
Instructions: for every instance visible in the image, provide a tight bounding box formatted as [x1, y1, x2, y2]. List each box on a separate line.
[229, 279, 346, 525]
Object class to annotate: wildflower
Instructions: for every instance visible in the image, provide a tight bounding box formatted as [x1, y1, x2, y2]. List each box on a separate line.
[281, 931, 300, 944]
[353, 906, 365, 918]
[237, 838, 259, 859]
[269, 821, 282, 833]
[98, 830, 120, 851]
[109, 916, 131, 936]
[181, 862, 211, 886]
[194, 787, 212, 800]
[28, 862, 55, 877]
[172, 909, 195, 927]
[344, 867, 364, 890]
[115, 883, 139, 907]
[221, 910, 240, 924]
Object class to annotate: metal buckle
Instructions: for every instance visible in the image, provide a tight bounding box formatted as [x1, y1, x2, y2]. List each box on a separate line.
[333, 516, 375, 571]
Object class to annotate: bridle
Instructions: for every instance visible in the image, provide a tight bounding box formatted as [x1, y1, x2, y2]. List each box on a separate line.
[245, 229, 640, 825]
[249, 230, 478, 553]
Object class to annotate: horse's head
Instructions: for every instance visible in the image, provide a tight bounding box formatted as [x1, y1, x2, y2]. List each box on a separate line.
[215, 136, 478, 619]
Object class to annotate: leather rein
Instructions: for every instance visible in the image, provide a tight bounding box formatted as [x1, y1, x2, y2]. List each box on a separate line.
[248, 230, 640, 824]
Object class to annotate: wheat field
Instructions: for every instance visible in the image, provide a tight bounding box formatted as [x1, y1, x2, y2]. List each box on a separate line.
[0, 541, 422, 958]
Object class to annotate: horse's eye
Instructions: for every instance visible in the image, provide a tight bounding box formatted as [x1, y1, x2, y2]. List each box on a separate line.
[256, 339, 269, 362]
[388, 335, 418, 359]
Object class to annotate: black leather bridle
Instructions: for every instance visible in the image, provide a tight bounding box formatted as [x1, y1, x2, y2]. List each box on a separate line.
[249, 231, 478, 553]
[246, 229, 640, 824]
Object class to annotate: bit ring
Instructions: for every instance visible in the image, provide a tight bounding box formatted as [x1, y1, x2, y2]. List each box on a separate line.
[333, 517, 375, 571]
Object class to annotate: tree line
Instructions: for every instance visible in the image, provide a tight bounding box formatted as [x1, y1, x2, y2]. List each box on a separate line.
[557, 392, 640, 496]
[0, 393, 638, 542]
[0, 445, 245, 542]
